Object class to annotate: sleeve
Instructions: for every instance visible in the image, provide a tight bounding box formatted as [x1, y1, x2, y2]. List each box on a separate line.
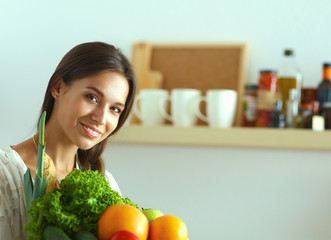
[104, 170, 122, 196]
[0, 150, 27, 240]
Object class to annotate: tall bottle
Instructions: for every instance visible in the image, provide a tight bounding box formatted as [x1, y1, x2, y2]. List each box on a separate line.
[316, 62, 331, 112]
[270, 100, 285, 128]
[278, 49, 303, 112]
[286, 88, 299, 128]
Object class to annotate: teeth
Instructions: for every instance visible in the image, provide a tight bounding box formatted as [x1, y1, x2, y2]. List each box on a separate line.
[86, 126, 99, 135]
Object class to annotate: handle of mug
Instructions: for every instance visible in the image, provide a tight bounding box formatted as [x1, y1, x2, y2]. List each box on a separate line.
[158, 95, 172, 122]
[133, 95, 143, 121]
[194, 96, 209, 123]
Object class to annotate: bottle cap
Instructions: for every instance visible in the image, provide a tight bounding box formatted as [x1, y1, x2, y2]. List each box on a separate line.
[284, 49, 294, 56]
[323, 63, 331, 68]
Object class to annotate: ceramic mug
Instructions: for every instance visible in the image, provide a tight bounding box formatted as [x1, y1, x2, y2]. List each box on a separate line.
[160, 88, 201, 127]
[195, 89, 237, 128]
[134, 89, 169, 126]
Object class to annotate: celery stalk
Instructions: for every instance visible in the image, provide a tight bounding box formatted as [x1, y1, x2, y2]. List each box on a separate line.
[24, 111, 49, 220]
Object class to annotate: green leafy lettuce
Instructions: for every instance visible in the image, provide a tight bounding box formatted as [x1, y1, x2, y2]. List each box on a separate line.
[24, 169, 138, 239]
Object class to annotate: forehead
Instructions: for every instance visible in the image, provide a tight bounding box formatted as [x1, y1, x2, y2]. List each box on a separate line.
[71, 71, 129, 100]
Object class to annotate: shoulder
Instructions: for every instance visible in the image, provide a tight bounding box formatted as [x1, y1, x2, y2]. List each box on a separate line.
[0, 145, 26, 170]
[104, 170, 122, 196]
[0, 146, 27, 239]
[0, 145, 26, 182]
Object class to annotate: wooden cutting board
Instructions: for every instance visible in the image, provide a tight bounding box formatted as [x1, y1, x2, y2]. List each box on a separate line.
[131, 42, 249, 126]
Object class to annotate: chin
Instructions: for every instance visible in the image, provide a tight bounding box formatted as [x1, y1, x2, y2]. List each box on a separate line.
[78, 139, 106, 150]
[76, 141, 97, 150]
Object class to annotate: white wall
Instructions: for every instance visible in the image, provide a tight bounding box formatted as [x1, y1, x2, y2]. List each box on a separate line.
[1, 0, 331, 239]
[1, 0, 331, 146]
[104, 144, 331, 240]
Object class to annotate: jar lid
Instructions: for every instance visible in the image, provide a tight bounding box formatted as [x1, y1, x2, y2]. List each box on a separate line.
[284, 49, 294, 56]
[245, 84, 258, 90]
[260, 69, 277, 74]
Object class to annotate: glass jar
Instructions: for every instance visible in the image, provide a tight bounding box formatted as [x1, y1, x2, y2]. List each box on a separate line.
[256, 70, 279, 127]
[242, 84, 258, 127]
[301, 87, 317, 104]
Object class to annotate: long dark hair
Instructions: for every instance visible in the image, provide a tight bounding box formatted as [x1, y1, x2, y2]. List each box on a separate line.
[38, 42, 137, 174]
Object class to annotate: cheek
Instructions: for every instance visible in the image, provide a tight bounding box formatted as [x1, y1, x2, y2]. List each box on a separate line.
[63, 98, 91, 125]
[105, 116, 120, 134]
[74, 100, 90, 116]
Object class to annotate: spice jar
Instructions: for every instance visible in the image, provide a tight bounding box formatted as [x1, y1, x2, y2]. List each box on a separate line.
[242, 84, 258, 127]
[256, 70, 279, 127]
[301, 87, 317, 104]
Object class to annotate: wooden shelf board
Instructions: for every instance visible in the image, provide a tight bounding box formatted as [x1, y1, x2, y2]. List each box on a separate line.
[110, 125, 331, 151]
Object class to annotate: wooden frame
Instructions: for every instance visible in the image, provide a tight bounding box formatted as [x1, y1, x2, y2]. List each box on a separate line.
[131, 42, 249, 126]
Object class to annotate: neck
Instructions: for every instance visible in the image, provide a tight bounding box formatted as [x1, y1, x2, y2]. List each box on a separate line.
[38, 127, 78, 173]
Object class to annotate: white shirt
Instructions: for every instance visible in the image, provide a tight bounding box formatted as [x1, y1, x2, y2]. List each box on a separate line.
[0, 145, 121, 240]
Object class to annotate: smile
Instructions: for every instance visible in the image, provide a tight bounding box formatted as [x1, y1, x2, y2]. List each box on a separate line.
[81, 123, 101, 138]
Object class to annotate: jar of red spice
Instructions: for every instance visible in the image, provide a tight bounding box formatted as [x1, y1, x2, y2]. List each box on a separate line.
[256, 70, 279, 127]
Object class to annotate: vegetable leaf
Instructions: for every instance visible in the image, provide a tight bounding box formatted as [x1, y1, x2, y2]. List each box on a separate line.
[24, 169, 138, 239]
[24, 111, 49, 222]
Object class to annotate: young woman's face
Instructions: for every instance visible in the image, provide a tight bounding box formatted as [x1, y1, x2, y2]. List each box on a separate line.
[53, 71, 129, 149]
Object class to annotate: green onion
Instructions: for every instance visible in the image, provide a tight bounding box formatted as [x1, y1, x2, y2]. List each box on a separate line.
[24, 111, 49, 221]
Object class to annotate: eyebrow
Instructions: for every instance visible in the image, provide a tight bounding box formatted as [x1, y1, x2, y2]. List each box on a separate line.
[86, 86, 126, 108]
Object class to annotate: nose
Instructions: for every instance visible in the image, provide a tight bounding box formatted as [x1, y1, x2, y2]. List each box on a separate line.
[91, 105, 107, 125]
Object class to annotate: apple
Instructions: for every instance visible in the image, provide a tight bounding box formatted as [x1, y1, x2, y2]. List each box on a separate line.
[109, 230, 139, 240]
[141, 208, 164, 224]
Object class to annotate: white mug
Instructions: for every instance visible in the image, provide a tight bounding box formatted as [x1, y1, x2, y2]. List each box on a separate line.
[160, 88, 201, 127]
[134, 89, 169, 126]
[195, 89, 237, 128]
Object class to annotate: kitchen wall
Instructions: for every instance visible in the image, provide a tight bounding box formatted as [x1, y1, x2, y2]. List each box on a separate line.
[103, 144, 331, 240]
[1, 0, 331, 239]
[2, 0, 331, 146]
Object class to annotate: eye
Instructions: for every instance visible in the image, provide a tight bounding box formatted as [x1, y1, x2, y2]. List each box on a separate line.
[110, 106, 122, 114]
[86, 94, 98, 103]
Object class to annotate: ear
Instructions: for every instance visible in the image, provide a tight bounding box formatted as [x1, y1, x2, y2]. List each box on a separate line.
[51, 79, 65, 98]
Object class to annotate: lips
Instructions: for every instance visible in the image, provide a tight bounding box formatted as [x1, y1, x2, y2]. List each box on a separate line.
[81, 123, 102, 138]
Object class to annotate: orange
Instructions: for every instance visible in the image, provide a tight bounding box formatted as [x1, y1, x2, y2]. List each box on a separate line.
[149, 215, 188, 240]
[98, 204, 149, 240]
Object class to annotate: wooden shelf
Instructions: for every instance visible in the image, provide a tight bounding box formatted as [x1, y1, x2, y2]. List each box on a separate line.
[110, 124, 331, 151]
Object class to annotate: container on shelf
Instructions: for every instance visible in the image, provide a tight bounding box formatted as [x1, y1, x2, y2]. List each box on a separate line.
[277, 49, 303, 111]
[242, 84, 258, 127]
[256, 70, 279, 127]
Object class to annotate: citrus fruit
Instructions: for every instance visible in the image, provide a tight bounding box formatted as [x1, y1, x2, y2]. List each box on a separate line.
[149, 215, 188, 240]
[109, 230, 139, 240]
[98, 204, 149, 240]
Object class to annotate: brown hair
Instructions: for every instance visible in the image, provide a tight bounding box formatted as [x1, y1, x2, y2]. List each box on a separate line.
[38, 42, 137, 174]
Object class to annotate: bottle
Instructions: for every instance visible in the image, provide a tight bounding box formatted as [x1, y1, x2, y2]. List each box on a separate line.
[297, 103, 313, 128]
[304, 101, 320, 129]
[316, 63, 331, 112]
[278, 49, 303, 111]
[242, 84, 258, 127]
[286, 88, 299, 128]
[270, 100, 285, 128]
[256, 70, 279, 127]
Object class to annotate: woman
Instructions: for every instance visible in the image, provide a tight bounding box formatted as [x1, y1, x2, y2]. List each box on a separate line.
[0, 42, 137, 239]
